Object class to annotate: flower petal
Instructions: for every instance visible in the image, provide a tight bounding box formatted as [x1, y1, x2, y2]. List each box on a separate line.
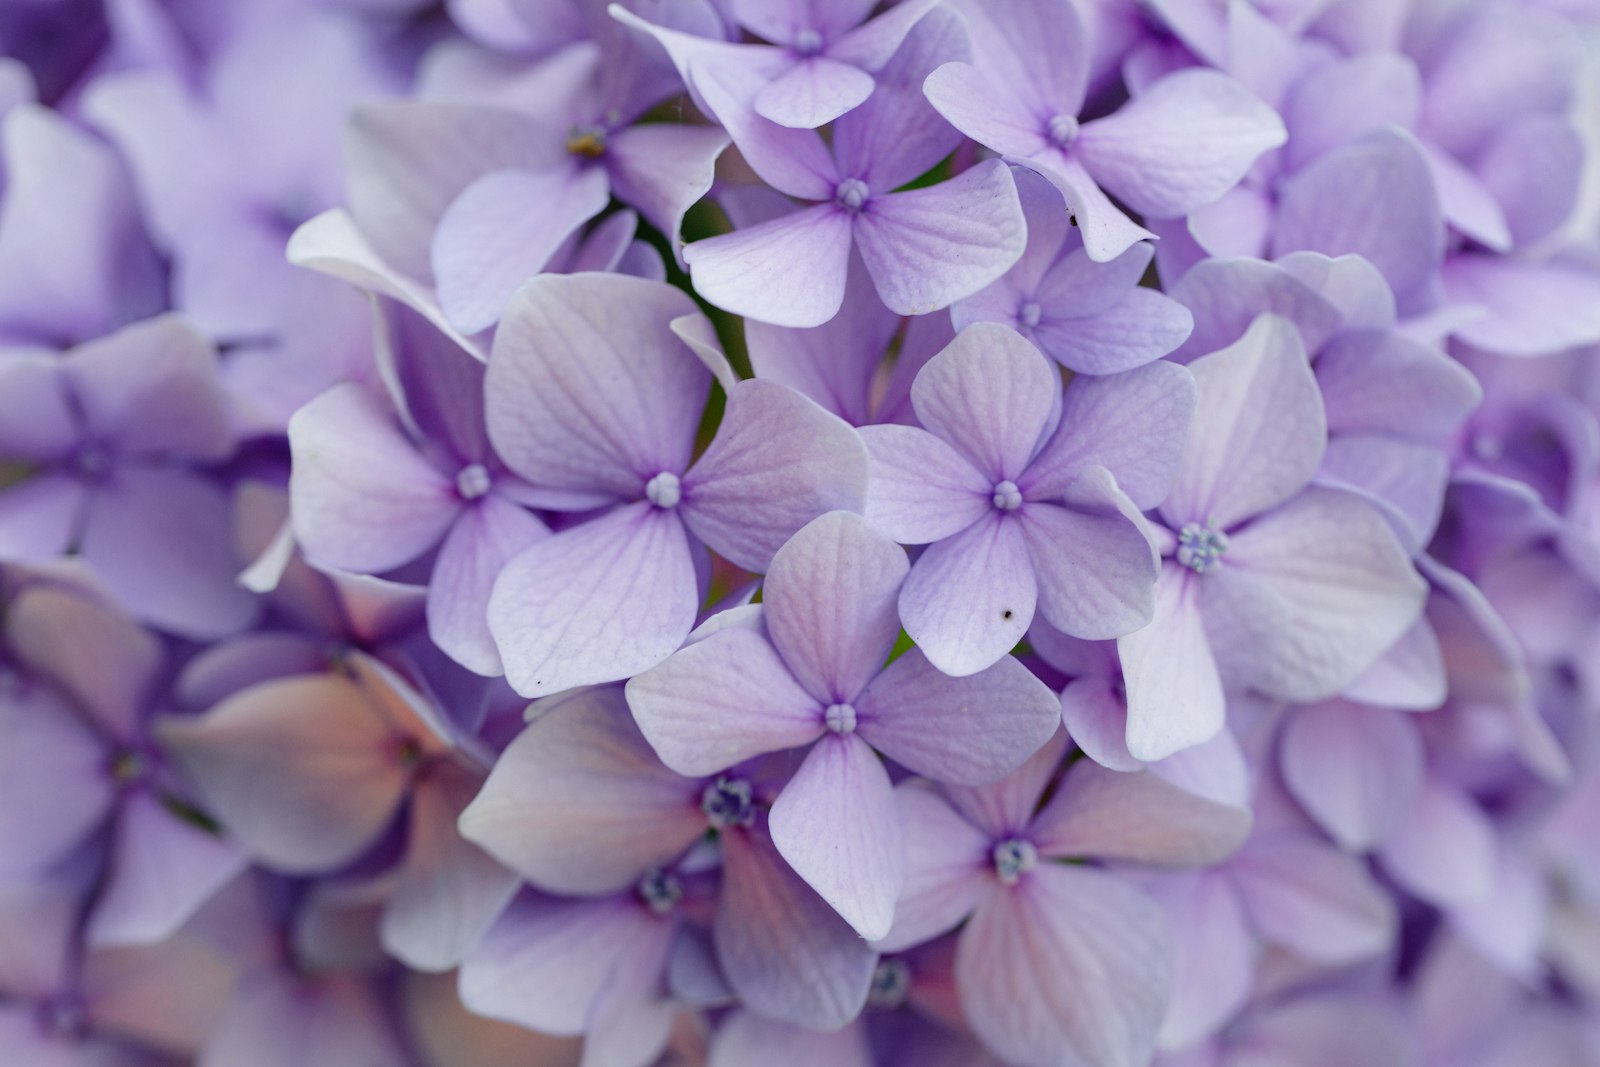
[684, 203, 855, 328]
[859, 424, 991, 544]
[875, 780, 991, 953]
[1118, 565, 1225, 763]
[1280, 700, 1424, 852]
[426, 496, 550, 678]
[1021, 476, 1157, 642]
[897, 512, 1037, 677]
[1229, 831, 1396, 964]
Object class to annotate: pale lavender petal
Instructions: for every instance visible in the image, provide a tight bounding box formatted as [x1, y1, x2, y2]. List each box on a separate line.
[1375, 780, 1496, 909]
[1218, 487, 1427, 702]
[762, 510, 907, 703]
[488, 502, 698, 697]
[156, 674, 410, 873]
[897, 512, 1036, 677]
[1058, 675, 1140, 772]
[427, 497, 550, 678]
[939, 0, 1088, 115]
[86, 792, 247, 949]
[856, 648, 1061, 785]
[1229, 831, 1396, 964]
[432, 166, 612, 334]
[1168, 257, 1342, 363]
[460, 687, 705, 895]
[1030, 760, 1250, 866]
[1032, 289, 1194, 376]
[684, 204, 854, 328]
[0, 685, 114, 875]
[0, 356, 74, 460]
[403, 970, 585, 1067]
[63, 314, 231, 461]
[753, 56, 873, 128]
[486, 272, 709, 501]
[80, 466, 257, 639]
[1023, 151, 1157, 263]
[1339, 615, 1447, 712]
[875, 781, 990, 953]
[769, 732, 903, 940]
[1281, 52, 1421, 171]
[910, 321, 1059, 481]
[715, 824, 876, 1029]
[606, 122, 729, 250]
[382, 763, 519, 972]
[625, 627, 823, 776]
[1152, 872, 1255, 1051]
[1315, 330, 1481, 443]
[1441, 254, 1600, 357]
[1478, 115, 1585, 248]
[1021, 472, 1157, 641]
[199, 972, 407, 1066]
[1118, 566, 1224, 762]
[288, 383, 457, 574]
[856, 161, 1026, 317]
[1023, 359, 1196, 510]
[920, 59, 1048, 158]
[859, 424, 991, 544]
[1422, 141, 1512, 252]
[825, 0, 941, 68]
[940, 730, 1070, 839]
[957, 864, 1171, 1067]
[681, 379, 868, 572]
[1161, 313, 1324, 530]
[1279, 701, 1423, 852]
[1318, 434, 1449, 551]
[1076, 68, 1285, 218]
[709, 1011, 872, 1067]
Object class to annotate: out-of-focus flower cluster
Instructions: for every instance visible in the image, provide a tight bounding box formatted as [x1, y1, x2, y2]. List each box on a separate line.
[2, 0, 1600, 1064]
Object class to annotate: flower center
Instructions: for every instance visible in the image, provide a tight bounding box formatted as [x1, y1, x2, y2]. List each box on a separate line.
[835, 178, 870, 213]
[455, 463, 491, 501]
[645, 471, 681, 509]
[1018, 301, 1043, 329]
[824, 702, 857, 734]
[566, 127, 607, 159]
[107, 748, 148, 786]
[38, 994, 87, 1040]
[1046, 113, 1080, 147]
[992, 480, 1023, 512]
[867, 958, 912, 1008]
[992, 837, 1038, 886]
[701, 776, 755, 829]
[793, 28, 824, 56]
[1176, 520, 1229, 574]
[636, 868, 684, 916]
[71, 442, 111, 482]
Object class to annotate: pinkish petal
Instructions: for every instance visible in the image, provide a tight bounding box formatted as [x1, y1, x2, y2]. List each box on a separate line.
[427, 497, 550, 677]
[1279, 701, 1424, 852]
[940, 729, 1070, 839]
[875, 780, 991, 953]
[1059, 674, 1141, 772]
[1151, 872, 1255, 1051]
[1229, 831, 1396, 964]
[1031, 759, 1250, 866]
[709, 1011, 872, 1067]
[0, 684, 113, 875]
[1375, 780, 1496, 909]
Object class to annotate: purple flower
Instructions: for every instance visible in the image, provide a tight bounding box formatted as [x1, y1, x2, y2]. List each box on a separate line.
[626, 510, 1060, 939]
[483, 272, 868, 696]
[862, 323, 1192, 675]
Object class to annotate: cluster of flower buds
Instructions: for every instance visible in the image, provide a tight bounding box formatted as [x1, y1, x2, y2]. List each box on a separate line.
[2, 0, 1600, 1065]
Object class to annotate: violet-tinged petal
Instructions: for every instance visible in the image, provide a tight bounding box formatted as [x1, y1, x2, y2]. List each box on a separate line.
[1162, 313, 1324, 530]
[0, 356, 74, 460]
[1422, 142, 1512, 253]
[1216, 487, 1427, 702]
[86, 791, 247, 949]
[1339, 615, 1447, 712]
[1059, 675, 1141, 772]
[1168, 257, 1343, 363]
[1279, 701, 1424, 853]
[199, 973, 407, 1067]
[1318, 434, 1449, 552]
[1228, 831, 1396, 964]
[942, 0, 1088, 116]
[1076, 68, 1285, 218]
[897, 512, 1035, 677]
[1478, 115, 1585, 248]
[606, 121, 729, 254]
[427, 496, 550, 678]
[80, 466, 257, 640]
[460, 687, 704, 895]
[681, 378, 868, 573]
[859, 424, 991, 544]
[875, 781, 991, 953]
[1022, 471, 1157, 641]
[625, 627, 824, 776]
[488, 502, 697, 697]
[957, 863, 1171, 1067]
[920, 59, 1047, 158]
[459, 894, 667, 1036]
[685, 203, 854, 328]
[1375, 780, 1496, 909]
[1151, 872, 1255, 1052]
[1118, 566, 1224, 763]
[753, 56, 874, 128]
[1315, 330, 1481, 442]
[0, 685, 114, 875]
[762, 510, 907, 704]
[64, 314, 231, 461]
[769, 732, 903, 940]
[486, 272, 709, 501]
[911, 321, 1058, 482]
[382, 763, 519, 973]
[156, 673, 410, 873]
[940, 729, 1069, 839]
[715, 823, 877, 1029]
[431, 166, 612, 334]
[709, 1011, 872, 1067]
[5, 585, 162, 738]
[825, 0, 941, 68]
[1023, 152, 1158, 263]
[1030, 760, 1250, 866]
[403, 970, 584, 1067]
[286, 210, 488, 361]
[1281, 52, 1421, 171]
[1033, 288, 1195, 377]
[856, 648, 1061, 785]
[1022, 361, 1196, 511]
[1441, 254, 1600, 357]
[1271, 128, 1443, 311]
[288, 383, 457, 574]
[855, 160, 1026, 318]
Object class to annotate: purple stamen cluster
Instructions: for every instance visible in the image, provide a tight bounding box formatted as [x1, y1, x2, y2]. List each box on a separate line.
[0, 1, 1598, 1065]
